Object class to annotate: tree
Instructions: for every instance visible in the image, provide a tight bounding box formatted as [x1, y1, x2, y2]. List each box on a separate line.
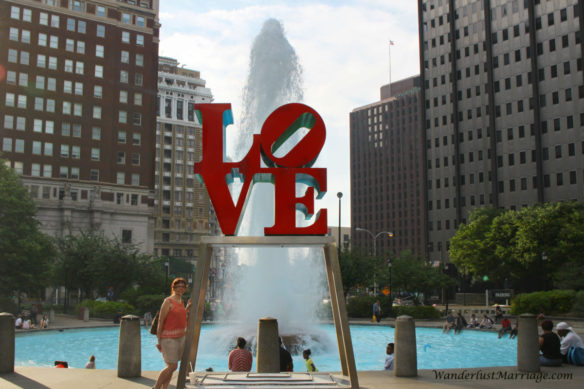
[450, 203, 584, 292]
[0, 160, 55, 297]
[53, 231, 165, 308]
[339, 248, 376, 296]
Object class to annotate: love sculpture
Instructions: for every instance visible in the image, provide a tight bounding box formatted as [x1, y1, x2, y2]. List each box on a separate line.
[194, 102, 327, 235]
[178, 103, 358, 389]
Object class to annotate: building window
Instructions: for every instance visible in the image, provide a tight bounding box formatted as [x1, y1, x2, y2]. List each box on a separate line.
[97, 24, 105, 38]
[91, 148, 100, 161]
[122, 31, 130, 43]
[131, 174, 140, 186]
[117, 172, 125, 185]
[118, 131, 127, 143]
[94, 85, 103, 98]
[92, 127, 101, 140]
[136, 34, 144, 46]
[95, 65, 103, 78]
[90, 169, 99, 181]
[122, 229, 132, 243]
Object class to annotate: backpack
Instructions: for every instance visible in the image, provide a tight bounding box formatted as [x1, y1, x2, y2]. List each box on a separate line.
[566, 346, 584, 366]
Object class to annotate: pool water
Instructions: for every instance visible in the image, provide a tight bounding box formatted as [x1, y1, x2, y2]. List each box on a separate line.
[15, 324, 517, 371]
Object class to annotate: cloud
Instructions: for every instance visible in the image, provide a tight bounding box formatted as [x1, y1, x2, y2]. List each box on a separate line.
[159, 1, 420, 224]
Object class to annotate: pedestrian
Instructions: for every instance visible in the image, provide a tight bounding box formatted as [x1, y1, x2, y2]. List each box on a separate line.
[153, 278, 191, 389]
[372, 300, 382, 323]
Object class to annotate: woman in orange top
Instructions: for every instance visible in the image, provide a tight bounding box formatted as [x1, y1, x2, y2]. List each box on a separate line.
[154, 277, 191, 389]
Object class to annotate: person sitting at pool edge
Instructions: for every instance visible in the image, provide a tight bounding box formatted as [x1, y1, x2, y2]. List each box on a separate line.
[384, 343, 394, 370]
[442, 311, 455, 334]
[556, 322, 584, 363]
[479, 314, 494, 329]
[228, 337, 252, 372]
[498, 316, 512, 338]
[85, 355, 96, 369]
[539, 320, 562, 366]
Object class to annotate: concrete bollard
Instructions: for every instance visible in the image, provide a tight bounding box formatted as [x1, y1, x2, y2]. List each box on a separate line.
[256, 317, 279, 373]
[517, 313, 540, 372]
[0, 313, 15, 374]
[117, 315, 141, 378]
[394, 315, 417, 377]
[49, 309, 55, 322]
[83, 307, 89, 322]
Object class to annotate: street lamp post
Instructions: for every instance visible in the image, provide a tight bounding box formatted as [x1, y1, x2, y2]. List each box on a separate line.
[164, 258, 169, 287]
[355, 227, 394, 296]
[388, 258, 393, 317]
[337, 192, 343, 260]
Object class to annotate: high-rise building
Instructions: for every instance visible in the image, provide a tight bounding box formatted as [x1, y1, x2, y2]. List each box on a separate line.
[419, 0, 584, 263]
[154, 56, 213, 266]
[0, 0, 160, 252]
[350, 76, 427, 259]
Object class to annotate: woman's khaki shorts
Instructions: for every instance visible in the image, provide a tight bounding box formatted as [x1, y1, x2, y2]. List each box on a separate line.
[161, 337, 186, 364]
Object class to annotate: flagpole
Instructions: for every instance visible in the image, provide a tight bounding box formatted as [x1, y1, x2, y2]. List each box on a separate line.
[388, 40, 392, 98]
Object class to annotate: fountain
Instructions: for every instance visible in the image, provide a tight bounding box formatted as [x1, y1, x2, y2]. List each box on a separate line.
[199, 18, 334, 358]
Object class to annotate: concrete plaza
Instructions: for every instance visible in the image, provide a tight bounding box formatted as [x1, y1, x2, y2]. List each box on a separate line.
[2, 309, 583, 388]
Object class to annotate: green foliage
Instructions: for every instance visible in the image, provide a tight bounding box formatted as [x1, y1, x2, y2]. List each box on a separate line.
[0, 159, 55, 296]
[570, 291, 584, 317]
[510, 290, 576, 315]
[134, 294, 166, 314]
[339, 248, 377, 296]
[346, 295, 392, 318]
[450, 203, 584, 291]
[393, 305, 441, 319]
[77, 299, 136, 319]
[53, 231, 164, 301]
[0, 297, 18, 314]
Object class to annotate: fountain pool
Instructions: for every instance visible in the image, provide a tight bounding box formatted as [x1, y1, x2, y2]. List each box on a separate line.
[15, 324, 516, 371]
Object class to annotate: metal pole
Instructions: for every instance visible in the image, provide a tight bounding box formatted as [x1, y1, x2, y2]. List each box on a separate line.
[337, 192, 343, 259]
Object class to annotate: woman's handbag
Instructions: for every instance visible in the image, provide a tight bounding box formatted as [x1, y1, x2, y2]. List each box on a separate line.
[149, 311, 159, 335]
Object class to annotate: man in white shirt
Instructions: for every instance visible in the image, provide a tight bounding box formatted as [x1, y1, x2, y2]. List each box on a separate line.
[384, 343, 394, 370]
[556, 322, 584, 361]
[15, 316, 22, 328]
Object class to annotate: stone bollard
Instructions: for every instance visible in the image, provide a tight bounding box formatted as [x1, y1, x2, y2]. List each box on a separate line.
[0, 313, 15, 374]
[256, 317, 279, 373]
[117, 315, 141, 378]
[49, 309, 55, 322]
[394, 315, 417, 377]
[83, 307, 89, 322]
[517, 313, 540, 372]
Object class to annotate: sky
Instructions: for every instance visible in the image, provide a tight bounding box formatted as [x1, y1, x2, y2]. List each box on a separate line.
[158, 0, 420, 228]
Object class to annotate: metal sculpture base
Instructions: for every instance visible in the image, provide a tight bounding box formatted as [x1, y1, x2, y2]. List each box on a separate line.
[186, 372, 350, 388]
[176, 236, 358, 389]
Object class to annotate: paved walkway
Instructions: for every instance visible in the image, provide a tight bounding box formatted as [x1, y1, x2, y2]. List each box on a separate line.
[3, 307, 584, 388]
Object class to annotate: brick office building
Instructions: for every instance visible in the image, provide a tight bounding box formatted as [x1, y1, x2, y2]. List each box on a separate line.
[0, 0, 159, 251]
[350, 76, 427, 259]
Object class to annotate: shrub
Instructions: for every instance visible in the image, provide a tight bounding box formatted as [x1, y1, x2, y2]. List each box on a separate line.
[511, 289, 576, 315]
[134, 294, 165, 315]
[0, 297, 17, 314]
[346, 295, 392, 318]
[393, 305, 441, 319]
[77, 300, 136, 319]
[570, 291, 584, 317]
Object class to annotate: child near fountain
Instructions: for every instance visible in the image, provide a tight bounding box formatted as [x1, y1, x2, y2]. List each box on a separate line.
[303, 349, 318, 372]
